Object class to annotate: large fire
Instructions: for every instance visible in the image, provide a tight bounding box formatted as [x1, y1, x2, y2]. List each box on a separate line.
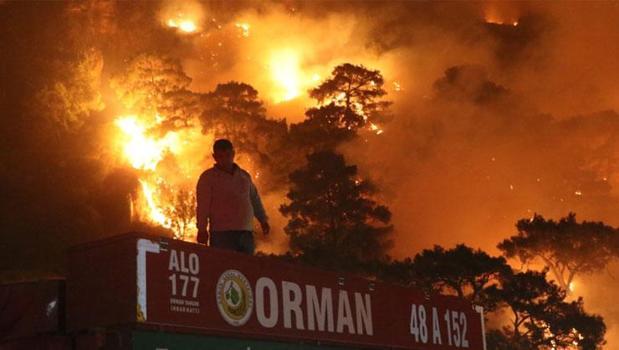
[115, 114, 206, 241]
[115, 116, 177, 171]
[139, 179, 169, 228]
[109, 3, 396, 242]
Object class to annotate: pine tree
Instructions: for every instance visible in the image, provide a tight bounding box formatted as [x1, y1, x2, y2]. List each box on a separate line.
[280, 151, 392, 272]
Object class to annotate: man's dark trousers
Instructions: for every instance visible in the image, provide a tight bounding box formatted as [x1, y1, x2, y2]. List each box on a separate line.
[210, 230, 255, 255]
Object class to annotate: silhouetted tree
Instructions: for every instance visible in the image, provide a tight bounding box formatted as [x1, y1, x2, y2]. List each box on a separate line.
[157, 89, 203, 133]
[411, 244, 510, 311]
[200, 81, 282, 156]
[309, 63, 391, 130]
[548, 298, 607, 350]
[395, 242, 607, 349]
[199, 81, 292, 191]
[289, 104, 357, 151]
[433, 65, 509, 105]
[486, 329, 532, 350]
[200, 81, 266, 134]
[377, 257, 416, 287]
[490, 270, 606, 350]
[280, 151, 392, 272]
[498, 213, 619, 293]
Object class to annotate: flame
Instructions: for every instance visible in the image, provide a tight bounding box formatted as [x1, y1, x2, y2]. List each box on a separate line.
[483, 6, 519, 27]
[159, 0, 203, 34]
[235, 22, 250, 37]
[115, 115, 171, 230]
[115, 115, 180, 170]
[369, 122, 384, 135]
[269, 49, 303, 102]
[140, 179, 170, 228]
[393, 81, 402, 92]
[268, 49, 321, 103]
[115, 116, 164, 170]
[485, 17, 519, 26]
[115, 114, 199, 240]
[167, 18, 198, 33]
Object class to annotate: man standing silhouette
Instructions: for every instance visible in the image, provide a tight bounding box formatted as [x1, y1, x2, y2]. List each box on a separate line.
[196, 139, 269, 254]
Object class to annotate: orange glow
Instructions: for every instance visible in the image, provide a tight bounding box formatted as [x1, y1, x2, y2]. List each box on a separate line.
[484, 5, 520, 27]
[268, 49, 320, 103]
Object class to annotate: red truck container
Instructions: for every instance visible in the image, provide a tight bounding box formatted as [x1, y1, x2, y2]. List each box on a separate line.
[0, 279, 65, 340]
[0, 279, 68, 350]
[0, 335, 70, 350]
[67, 233, 487, 350]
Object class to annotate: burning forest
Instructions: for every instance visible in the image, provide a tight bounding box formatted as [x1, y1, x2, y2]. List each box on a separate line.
[3, 1, 619, 349]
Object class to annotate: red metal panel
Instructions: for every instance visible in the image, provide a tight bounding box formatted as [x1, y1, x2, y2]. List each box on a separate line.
[67, 233, 485, 349]
[0, 335, 70, 350]
[0, 279, 64, 341]
[66, 234, 138, 331]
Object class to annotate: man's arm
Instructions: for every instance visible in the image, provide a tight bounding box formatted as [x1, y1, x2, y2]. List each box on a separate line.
[196, 173, 211, 243]
[249, 180, 269, 235]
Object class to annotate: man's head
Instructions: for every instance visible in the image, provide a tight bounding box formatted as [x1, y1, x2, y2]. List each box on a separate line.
[212, 139, 235, 167]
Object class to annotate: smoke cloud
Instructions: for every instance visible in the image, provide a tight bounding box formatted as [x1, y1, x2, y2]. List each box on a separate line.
[3, 0, 619, 346]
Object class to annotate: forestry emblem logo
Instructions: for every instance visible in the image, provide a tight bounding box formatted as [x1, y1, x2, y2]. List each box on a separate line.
[216, 269, 253, 326]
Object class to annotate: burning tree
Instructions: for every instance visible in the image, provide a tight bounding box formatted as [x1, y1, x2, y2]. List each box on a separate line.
[498, 213, 619, 293]
[279, 64, 395, 272]
[290, 63, 391, 152]
[162, 188, 196, 241]
[110, 53, 206, 240]
[280, 151, 392, 272]
[309, 63, 391, 131]
[110, 53, 192, 124]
